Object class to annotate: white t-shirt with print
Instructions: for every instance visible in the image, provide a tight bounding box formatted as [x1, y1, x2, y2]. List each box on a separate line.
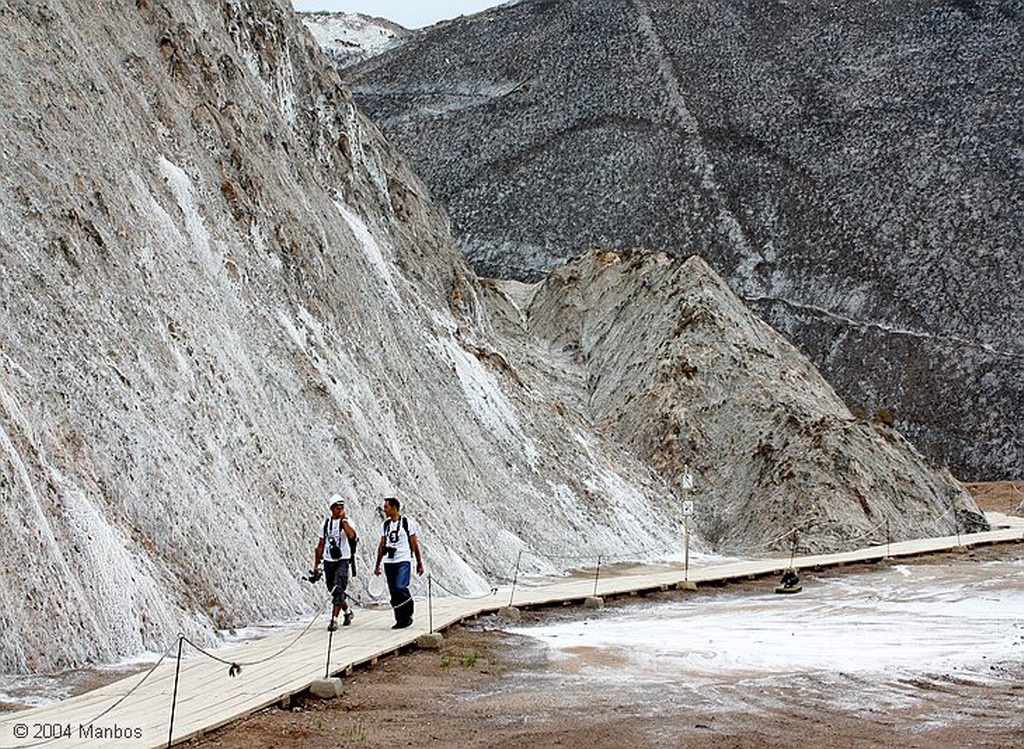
[320, 517, 351, 561]
[380, 515, 419, 564]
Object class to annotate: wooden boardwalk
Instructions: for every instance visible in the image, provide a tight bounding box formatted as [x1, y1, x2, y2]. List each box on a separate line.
[2, 513, 1022, 749]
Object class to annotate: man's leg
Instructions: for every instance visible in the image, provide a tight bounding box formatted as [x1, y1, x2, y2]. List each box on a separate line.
[384, 562, 401, 620]
[335, 565, 353, 625]
[393, 561, 413, 626]
[324, 561, 341, 630]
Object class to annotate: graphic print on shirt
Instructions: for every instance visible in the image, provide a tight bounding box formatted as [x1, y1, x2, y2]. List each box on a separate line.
[324, 518, 349, 560]
[382, 516, 416, 564]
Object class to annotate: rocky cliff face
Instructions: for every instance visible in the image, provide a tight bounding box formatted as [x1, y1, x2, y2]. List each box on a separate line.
[0, 0, 981, 674]
[0, 0, 679, 673]
[337, 0, 1024, 481]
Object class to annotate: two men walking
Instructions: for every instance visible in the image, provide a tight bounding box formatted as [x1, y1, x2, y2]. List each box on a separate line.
[313, 494, 424, 630]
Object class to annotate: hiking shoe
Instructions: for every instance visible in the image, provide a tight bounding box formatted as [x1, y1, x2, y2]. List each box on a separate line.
[391, 619, 412, 629]
[327, 619, 338, 632]
[343, 611, 354, 626]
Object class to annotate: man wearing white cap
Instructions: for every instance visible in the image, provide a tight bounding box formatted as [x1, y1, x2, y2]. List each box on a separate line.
[312, 494, 357, 631]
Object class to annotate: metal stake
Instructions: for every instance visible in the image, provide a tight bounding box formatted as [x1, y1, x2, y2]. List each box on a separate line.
[166, 636, 184, 749]
[508, 550, 522, 607]
[428, 575, 435, 634]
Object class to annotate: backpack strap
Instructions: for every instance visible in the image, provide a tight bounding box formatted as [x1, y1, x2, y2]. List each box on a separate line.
[385, 517, 412, 540]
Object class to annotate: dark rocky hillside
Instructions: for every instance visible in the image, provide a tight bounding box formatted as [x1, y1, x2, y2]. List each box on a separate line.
[339, 0, 1024, 481]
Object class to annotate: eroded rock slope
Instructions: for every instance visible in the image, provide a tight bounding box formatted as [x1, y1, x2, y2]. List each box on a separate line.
[510, 250, 985, 553]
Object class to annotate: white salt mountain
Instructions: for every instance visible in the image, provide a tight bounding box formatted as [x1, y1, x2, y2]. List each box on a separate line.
[0, 0, 981, 674]
[0, 0, 681, 674]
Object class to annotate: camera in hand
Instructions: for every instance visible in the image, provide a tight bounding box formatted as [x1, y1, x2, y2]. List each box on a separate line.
[304, 569, 322, 583]
[384, 545, 397, 559]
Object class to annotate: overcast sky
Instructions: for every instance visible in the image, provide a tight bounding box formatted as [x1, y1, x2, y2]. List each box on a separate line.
[289, 0, 507, 29]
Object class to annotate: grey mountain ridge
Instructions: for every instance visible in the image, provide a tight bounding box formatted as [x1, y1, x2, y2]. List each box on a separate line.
[0, 0, 983, 674]
[334, 0, 1024, 481]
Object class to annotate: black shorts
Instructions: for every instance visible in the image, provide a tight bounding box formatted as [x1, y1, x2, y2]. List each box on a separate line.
[323, 559, 350, 606]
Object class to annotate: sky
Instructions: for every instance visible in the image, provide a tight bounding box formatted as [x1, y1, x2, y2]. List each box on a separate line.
[289, 0, 507, 29]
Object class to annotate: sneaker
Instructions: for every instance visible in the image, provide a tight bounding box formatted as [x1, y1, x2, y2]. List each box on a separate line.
[327, 619, 338, 632]
[343, 611, 354, 626]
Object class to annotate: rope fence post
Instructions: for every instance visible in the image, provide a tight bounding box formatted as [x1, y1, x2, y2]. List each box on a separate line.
[324, 591, 336, 678]
[682, 466, 695, 582]
[953, 502, 962, 547]
[508, 550, 522, 607]
[428, 575, 435, 634]
[592, 554, 603, 597]
[324, 625, 335, 679]
[166, 635, 184, 749]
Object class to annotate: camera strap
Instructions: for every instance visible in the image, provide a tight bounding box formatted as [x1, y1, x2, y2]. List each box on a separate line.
[385, 516, 411, 545]
[324, 517, 346, 558]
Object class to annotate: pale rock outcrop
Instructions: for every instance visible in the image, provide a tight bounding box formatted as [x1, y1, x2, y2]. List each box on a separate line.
[299, 11, 409, 69]
[513, 249, 984, 553]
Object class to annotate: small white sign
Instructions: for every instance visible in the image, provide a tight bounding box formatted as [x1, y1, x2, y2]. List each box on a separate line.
[681, 473, 694, 490]
[682, 500, 694, 516]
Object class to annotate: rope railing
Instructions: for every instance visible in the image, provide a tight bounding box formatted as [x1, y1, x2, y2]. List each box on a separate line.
[427, 576, 499, 601]
[177, 613, 323, 676]
[164, 591, 338, 747]
[922, 503, 956, 531]
[760, 526, 799, 551]
[838, 517, 891, 547]
[0, 643, 178, 749]
[490, 502, 989, 601]
[0, 586, 338, 749]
